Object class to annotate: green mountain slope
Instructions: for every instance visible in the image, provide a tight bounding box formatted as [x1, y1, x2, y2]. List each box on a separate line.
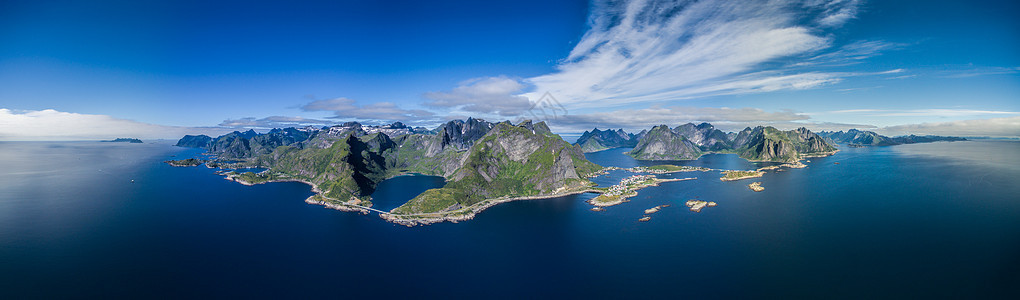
[392, 122, 600, 214]
[735, 126, 836, 162]
[178, 119, 601, 219]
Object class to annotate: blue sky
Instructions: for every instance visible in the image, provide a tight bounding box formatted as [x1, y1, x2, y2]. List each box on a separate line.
[1, 0, 1018, 140]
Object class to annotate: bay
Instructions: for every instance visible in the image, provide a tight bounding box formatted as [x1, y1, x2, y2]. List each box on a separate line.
[1, 140, 1018, 298]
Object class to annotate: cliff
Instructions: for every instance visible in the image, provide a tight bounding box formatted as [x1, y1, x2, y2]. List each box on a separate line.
[673, 123, 731, 151]
[735, 126, 836, 163]
[393, 121, 599, 214]
[175, 135, 212, 148]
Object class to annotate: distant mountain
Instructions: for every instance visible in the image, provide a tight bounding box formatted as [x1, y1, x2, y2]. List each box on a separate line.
[673, 123, 731, 151]
[817, 129, 897, 146]
[625, 123, 837, 162]
[207, 128, 312, 159]
[103, 138, 142, 143]
[574, 128, 639, 152]
[176, 135, 212, 148]
[627, 125, 702, 160]
[818, 129, 966, 146]
[889, 135, 967, 144]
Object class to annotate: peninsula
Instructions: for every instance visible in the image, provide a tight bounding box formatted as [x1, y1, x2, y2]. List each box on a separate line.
[172, 119, 602, 226]
[588, 175, 694, 207]
[169, 119, 851, 225]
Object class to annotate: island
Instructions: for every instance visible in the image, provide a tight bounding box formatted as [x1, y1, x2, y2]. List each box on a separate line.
[174, 119, 603, 226]
[748, 182, 764, 192]
[103, 138, 143, 143]
[818, 129, 966, 147]
[164, 158, 205, 167]
[171, 118, 840, 225]
[685, 200, 717, 212]
[720, 170, 764, 181]
[644, 205, 664, 214]
[628, 164, 712, 174]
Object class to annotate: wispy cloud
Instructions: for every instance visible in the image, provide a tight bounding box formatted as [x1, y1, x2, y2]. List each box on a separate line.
[880, 116, 1020, 137]
[797, 40, 904, 68]
[937, 66, 1020, 78]
[543, 106, 812, 132]
[301, 97, 434, 122]
[523, 0, 865, 108]
[0, 109, 230, 141]
[219, 116, 337, 129]
[423, 76, 532, 117]
[813, 0, 861, 27]
[823, 108, 1020, 117]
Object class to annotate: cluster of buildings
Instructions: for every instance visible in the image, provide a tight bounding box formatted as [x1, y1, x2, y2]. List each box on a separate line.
[603, 174, 656, 196]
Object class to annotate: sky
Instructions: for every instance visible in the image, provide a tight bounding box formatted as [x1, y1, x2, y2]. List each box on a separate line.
[1, 0, 1018, 140]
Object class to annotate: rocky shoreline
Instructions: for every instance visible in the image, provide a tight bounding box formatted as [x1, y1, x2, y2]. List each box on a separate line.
[685, 200, 717, 212]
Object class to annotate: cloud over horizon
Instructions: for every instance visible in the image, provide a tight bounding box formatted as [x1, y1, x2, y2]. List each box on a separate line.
[219, 116, 337, 128]
[0, 109, 232, 141]
[423, 76, 533, 117]
[542, 106, 811, 132]
[879, 116, 1020, 138]
[301, 97, 434, 122]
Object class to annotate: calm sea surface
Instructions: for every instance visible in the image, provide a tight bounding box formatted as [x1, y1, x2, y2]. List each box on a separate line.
[1, 140, 1018, 298]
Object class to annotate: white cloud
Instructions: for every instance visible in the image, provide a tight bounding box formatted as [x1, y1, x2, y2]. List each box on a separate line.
[219, 116, 337, 128]
[523, 0, 863, 108]
[880, 116, 1020, 137]
[0, 109, 230, 141]
[301, 97, 434, 122]
[824, 108, 1020, 117]
[423, 76, 533, 117]
[543, 106, 813, 132]
[938, 66, 1020, 78]
[796, 40, 904, 68]
[812, 0, 861, 27]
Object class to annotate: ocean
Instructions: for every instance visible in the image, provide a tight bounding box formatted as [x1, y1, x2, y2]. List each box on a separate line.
[1, 140, 1018, 298]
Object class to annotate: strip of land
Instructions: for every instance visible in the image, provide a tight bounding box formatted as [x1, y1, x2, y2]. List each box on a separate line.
[588, 175, 695, 207]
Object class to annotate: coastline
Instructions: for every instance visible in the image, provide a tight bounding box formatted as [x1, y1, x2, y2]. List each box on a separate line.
[588, 177, 694, 207]
[380, 187, 600, 227]
[225, 174, 379, 214]
[211, 145, 837, 226]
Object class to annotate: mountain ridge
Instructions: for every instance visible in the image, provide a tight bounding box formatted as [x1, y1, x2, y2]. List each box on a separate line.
[174, 119, 601, 223]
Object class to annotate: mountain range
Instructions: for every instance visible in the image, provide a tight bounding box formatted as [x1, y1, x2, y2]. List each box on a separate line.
[174, 120, 966, 221]
[817, 129, 966, 147]
[175, 119, 600, 221]
[575, 122, 838, 163]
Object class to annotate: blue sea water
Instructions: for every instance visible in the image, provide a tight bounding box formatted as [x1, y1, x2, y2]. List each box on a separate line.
[1, 140, 1019, 298]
